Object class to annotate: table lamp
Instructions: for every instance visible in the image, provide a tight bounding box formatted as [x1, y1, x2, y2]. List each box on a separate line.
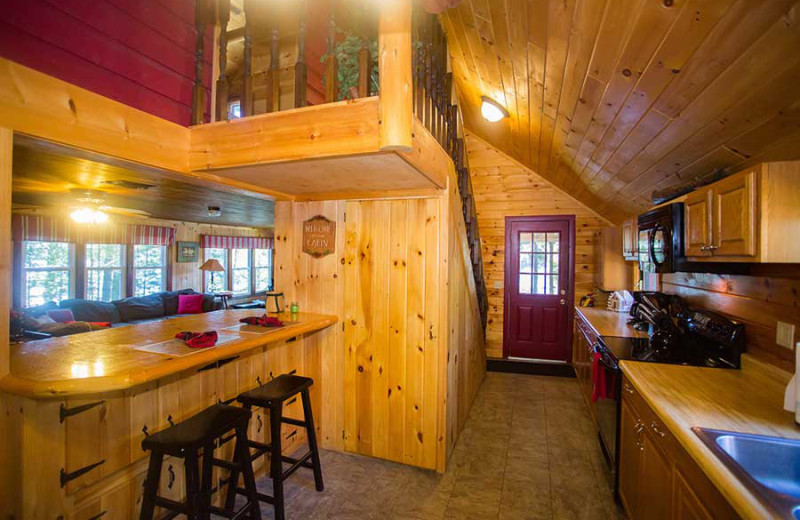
[199, 258, 225, 290]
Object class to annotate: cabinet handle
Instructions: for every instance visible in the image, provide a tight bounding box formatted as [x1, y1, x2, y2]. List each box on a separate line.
[167, 464, 175, 489]
[257, 414, 263, 433]
[650, 421, 666, 438]
[623, 383, 635, 395]
[167, 414, 174, 427]
[707, 245, 719, 251]
[634, 422, 645, 452]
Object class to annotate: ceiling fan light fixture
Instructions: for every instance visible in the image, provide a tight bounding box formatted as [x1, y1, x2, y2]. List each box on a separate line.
[480, 96, 509, 123]
[71, 207, 109, 224]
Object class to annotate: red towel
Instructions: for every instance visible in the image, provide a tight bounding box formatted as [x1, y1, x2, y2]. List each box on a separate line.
[239, 315, 284, 328]
[592, 351, 608, 402]
[175, 331, 218, 349]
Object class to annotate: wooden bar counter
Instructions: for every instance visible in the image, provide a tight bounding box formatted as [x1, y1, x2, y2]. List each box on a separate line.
[0, 310, 337, 519]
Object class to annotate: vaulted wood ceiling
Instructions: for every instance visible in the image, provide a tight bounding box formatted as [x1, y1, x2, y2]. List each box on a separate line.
[442, 0, 800, 223]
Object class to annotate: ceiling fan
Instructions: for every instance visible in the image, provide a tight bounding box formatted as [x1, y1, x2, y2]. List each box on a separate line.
[69, 189, 151, 223]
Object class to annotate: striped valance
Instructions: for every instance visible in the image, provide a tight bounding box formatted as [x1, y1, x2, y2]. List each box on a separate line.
[200, 234, 273, 249]
[12, 215, 175, 246]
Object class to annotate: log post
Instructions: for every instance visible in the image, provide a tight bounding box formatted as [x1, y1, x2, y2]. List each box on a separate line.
[215, 0, 230, 121]
[295, 0, 308, 108]
[241, 0, 254, 117]
[324, 2, 338, 103]
[0, 127, 10, 379]
[266, 25, 280, 113]
[191, 0, 207, 125]
[378, 0, 413, 152]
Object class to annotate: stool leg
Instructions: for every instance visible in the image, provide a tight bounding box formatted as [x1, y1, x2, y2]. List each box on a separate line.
[269, 402, 285, 520]
[235, 425, 262, 520]
[199, 442, 214, 520]
[301, 389, 324, 492]
[223, 440, 241, 512]
[184, 449, 200, 519]
[139, 451, 163, 520]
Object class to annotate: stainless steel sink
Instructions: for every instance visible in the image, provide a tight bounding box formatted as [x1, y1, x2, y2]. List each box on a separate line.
[693, 427, 800, 519]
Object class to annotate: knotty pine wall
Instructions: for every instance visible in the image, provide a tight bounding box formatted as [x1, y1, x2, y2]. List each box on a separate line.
[273, 192, 485, 472]
[662, 272, 800, 373]
[466, 133, 610, 358]
[0, 0, 212, 126]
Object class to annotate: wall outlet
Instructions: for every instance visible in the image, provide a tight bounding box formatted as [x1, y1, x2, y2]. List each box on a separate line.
[776, 321, 796, 350]
[493, 281, 503, 289]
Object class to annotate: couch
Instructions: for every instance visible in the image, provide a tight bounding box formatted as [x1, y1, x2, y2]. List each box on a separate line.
[22, 289, 222, 337]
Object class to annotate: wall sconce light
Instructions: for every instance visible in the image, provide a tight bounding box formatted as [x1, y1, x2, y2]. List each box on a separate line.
[480, 96, 509, 123]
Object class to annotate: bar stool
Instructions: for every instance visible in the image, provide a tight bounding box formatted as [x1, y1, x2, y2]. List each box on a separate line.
[228, 374, 324, 520]
[139, 403, 261, 520]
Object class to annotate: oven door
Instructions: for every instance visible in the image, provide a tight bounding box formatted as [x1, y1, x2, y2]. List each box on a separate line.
[593, 344, 622, 471]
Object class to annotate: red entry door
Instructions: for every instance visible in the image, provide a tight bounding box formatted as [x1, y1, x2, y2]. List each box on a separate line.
[504, 217, 573, 361]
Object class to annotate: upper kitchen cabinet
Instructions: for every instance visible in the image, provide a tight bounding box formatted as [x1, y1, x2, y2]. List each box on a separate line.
[621, 218, 639, 262]
[684, 162, 800, 263]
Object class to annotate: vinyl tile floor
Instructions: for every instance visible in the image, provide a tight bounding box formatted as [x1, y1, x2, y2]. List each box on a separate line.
[236, 372, 626, 520]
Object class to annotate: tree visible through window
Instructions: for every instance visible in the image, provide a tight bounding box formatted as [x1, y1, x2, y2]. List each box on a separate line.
[85, 244, 125, 301]
[254, 249, 272, 292]
[23, 241, 73, 307]
[133, 245, 166, 297]
[232, 248, 251, 295]
[204, 248, 227, 293]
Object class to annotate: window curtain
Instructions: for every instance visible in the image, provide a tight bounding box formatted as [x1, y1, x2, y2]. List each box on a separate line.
[200, 235, 273, 249]
[11, 215, 174, 245]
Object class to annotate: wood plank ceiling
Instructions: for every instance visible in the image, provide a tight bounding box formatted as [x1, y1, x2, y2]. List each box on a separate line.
[442, 0, 800, 223]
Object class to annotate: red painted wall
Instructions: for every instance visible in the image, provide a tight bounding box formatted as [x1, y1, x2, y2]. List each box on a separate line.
[0, 0, 213, 126]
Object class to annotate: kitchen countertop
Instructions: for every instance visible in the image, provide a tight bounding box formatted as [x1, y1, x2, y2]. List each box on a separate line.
[575, 306, 649, 339]
[0, 310, 337, 399]
[621, 356, 799, 520]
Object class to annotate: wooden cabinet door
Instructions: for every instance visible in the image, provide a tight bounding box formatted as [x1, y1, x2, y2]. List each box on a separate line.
[622, 219, 638, 259]
[712, 171, 757, 257]
[684, 189, 712, 257]
[618, 398, 643, 518]
[639, 429, 673, 520]
[673, 470, 713, 520]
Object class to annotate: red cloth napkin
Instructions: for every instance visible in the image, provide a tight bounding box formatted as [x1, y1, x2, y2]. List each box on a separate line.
[592, 351, 608, 402]
[175, 331, 218, 349]
[239, 315, 284, 327]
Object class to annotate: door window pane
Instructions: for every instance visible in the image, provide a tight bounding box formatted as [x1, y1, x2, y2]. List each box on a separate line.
[86, 244, 124, 301]
[23, 241, 73, 307]
[518, 232, 561, 295]
[232, 248, 251, 295]
[133, 245, 166, 296]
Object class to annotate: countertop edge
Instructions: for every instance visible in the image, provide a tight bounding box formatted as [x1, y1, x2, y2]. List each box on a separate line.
[575, 306, 648, 339]
[620, 360, 777, 520]
[0, 315, 338, 400]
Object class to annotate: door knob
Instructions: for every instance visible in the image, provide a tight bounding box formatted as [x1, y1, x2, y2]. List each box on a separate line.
[559, 299, 566, 305]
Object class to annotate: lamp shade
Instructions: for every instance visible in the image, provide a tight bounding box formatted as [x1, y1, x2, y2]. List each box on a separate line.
[199, 259, 225, 272]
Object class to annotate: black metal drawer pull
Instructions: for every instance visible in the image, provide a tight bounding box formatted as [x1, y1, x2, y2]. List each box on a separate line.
[286, 397, 297, 406]
[87, 511, 107, 520]
[257, 414, 263, 433]
[59, 400, 105, 423]
[286, 430, 297, 440]
[60, 459, 105, 487]
[167, 465, 175, 489]
[167, 415, 174, 427]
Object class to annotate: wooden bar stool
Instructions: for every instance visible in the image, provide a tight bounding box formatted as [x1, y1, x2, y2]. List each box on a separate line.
[139, 403, 261, 520]
[228, 374, 324, 520]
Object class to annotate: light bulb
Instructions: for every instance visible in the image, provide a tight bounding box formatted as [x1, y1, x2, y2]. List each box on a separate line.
[481, 96, 508, 123]
[71, 208, 109, 224]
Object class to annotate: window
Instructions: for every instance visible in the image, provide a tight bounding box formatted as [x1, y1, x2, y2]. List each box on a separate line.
[85, 244, 125, 301]
[204, 248, 228, 293]
[231, 248, 251, 295]
[133, 245, 167, 296]
[23, 241, 74, 307]
[254, 249, 272, 293]
[518, 232, 560, 295]
[228, 100, 241, 119]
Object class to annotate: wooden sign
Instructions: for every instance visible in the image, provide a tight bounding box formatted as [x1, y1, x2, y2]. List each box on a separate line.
[302, 215, 335, 258]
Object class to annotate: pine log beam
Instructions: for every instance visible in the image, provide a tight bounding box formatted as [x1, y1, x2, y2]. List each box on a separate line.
[378, 0, 413, 152]
[294, 0, 308, 109]
[215, 0, 231, 121]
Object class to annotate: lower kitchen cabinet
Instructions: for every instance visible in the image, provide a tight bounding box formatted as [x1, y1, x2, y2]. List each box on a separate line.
[618, 376, 739, 520]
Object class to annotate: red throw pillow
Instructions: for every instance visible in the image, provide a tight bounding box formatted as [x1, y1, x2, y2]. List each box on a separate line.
[177, 294, 205, 314]
[47, 308, 75, 323]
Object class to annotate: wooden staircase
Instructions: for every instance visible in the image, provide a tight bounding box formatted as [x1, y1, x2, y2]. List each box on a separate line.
[412, 6, 489, 332]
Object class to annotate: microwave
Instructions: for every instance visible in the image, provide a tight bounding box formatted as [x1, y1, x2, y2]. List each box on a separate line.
[637, 202, 684, 274]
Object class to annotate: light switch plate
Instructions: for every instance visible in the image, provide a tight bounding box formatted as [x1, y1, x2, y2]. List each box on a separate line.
[776, 321, 796, 350]
[493, 281, 503, 289]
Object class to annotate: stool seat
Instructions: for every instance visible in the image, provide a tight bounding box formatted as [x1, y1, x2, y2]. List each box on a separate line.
[237, 374, 312, 406]
[142, 404, 250, 454]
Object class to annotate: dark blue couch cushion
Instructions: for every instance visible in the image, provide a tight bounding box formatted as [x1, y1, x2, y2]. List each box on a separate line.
[113, 294, 165, 322]
[60, 298, 122, 323]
